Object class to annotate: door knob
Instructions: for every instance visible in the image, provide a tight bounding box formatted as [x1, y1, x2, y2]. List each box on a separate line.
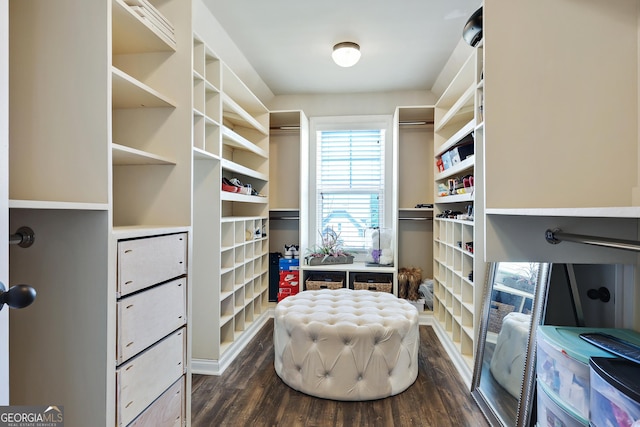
[0, 282, 36, 310]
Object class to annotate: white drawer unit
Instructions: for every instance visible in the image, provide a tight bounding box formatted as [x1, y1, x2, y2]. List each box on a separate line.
[116, 278, 187, 364]
[117, 233, 188, 297]
[129, 377, 185, 427]
[116, 328, 186, 427]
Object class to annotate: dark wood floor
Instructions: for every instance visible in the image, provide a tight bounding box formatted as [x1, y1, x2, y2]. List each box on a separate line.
[191, 320, 489, 427]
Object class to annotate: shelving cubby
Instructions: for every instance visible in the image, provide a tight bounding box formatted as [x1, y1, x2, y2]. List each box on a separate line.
[433, 46, 485, 380]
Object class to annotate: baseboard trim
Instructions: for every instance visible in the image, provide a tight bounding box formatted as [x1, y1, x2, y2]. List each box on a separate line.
[191, 309, 273, 376]
[430, 320, 473, 390]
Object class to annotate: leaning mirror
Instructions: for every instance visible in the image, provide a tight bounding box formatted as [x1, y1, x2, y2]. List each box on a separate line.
[471, 262, 552, 426]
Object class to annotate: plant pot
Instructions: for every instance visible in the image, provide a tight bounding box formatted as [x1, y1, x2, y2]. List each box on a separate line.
[306, 255, 354, 266]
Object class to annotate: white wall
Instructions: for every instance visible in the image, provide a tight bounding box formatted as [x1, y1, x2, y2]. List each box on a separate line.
[193, 0, 436, 117]
[269, 91, 434, 117]
[193, 0, 275, 105]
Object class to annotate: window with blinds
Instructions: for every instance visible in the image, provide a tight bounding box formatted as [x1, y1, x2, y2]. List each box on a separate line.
[316, 129, 385, 251]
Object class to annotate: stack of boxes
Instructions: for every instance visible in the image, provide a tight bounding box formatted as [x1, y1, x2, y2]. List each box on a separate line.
[536, 326, 640, 426]
[278, 258, 300, 302]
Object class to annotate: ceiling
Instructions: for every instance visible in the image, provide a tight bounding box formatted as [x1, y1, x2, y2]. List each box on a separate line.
[202, 0, 481, 96]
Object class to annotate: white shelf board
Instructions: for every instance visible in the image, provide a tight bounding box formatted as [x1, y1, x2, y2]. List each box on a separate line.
[486, 207, 640, 218]
[269, 208, 300, 212]
[399, 207, 434, 212]
[436, 52, 476, 108]
[205, 79, 220, 94]
[192, 69, 204, 82]
[435, 119, 475, 157]
[222, 94, 268, 136]
[435, 193, 474, 204]
[193, 147, 219, 161]
[222, 126, 268, 158]
[112, 67, 176, 108]
[435, 156, 475, 181]
[112, 225, 190, 239]
[9, 200, 109, 211]
[220, 215, 267, 223]
[435, 85, 475, 132]
[220, 192, 268, 204]
[221, 159, 267, 181]
[112, 0, 176, 54]
[300, 261, 395, 274]
[112, 143, 175, 165]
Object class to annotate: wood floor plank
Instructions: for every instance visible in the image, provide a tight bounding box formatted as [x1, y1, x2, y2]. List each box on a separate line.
[191, 320, 489, 427]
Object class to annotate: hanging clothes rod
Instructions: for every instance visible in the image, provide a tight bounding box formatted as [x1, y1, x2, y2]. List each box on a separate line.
[545, 228, 640, 253]
[9, 226, 35, 248]
[399, 217, 433, 221]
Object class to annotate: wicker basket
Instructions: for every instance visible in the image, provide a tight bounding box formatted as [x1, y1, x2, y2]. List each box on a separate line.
[353, 274, 393, 293]
[305, 274, 344, 290]
[488, 301, 515, 333]
[353, 281, 392, 293]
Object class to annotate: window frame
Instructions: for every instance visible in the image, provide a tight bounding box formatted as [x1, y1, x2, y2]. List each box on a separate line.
[308, 115, 393, 259]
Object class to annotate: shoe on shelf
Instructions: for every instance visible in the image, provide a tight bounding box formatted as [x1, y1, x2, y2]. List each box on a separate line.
[222, 177, 239, 193]
[284, 244, 299, 259]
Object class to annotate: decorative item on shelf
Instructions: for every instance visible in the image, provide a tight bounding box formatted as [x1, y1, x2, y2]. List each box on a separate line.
[364, 227, 394, 266]
[305, 229, 354, 265]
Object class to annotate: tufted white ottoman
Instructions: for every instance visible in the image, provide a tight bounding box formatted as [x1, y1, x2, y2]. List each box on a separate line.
[274, 289, 419, 401]
[490, 311, 531, 399]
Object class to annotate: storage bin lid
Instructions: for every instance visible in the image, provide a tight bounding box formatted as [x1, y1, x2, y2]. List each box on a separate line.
[537, 326, 640, 364]
[590, 357, 640, 403]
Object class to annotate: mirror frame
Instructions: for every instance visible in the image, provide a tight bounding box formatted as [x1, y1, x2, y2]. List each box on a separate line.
[471, 262, 551, 427]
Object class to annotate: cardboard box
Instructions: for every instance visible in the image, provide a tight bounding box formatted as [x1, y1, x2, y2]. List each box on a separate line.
[279, 258, 299, 271]
[279, 271, 299, 283]
[450, 143, 474, 165]
[441, 151, 452, 170]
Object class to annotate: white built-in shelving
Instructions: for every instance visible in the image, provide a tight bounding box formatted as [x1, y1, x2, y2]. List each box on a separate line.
[191, 34, 270, 375]
[433, 46, 485, 377]
[7, 0, 193, 425]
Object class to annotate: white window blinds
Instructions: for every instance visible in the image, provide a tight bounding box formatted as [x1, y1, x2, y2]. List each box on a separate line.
[316, 129, 385, 251]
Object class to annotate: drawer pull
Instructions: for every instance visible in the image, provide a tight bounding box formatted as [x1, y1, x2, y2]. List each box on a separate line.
[124, 249, 133, 254]
[126, 365, 134, 371]
[125, 401, 134, 409]
[126, 342, 134, 348]
[126, 304, 134, 309]
[125, 281, 133, 285]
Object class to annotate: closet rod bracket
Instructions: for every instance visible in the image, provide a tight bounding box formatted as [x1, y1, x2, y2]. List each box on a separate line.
[545, 228, 562, 245]
[10, 226, 35, 248]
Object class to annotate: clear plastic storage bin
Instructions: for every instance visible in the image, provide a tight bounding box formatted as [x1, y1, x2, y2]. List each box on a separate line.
[589, 357, 640, 427]
[537, 381, 588, 427]
[536, 326, 640, 421]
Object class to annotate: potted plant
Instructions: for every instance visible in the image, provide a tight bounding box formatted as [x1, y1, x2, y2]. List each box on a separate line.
[305, 229, 354, 265]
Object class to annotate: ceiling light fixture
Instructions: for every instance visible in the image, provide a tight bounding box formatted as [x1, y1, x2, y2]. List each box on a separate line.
[332, 42, 361, 67]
